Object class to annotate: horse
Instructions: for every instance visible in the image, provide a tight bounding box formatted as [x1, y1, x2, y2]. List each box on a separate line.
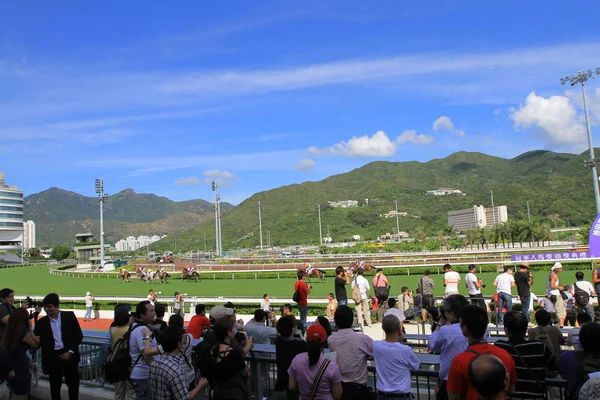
[349, 261, 374, 274]
[136, 266, 145, 280]
[297, 267, 326, 283]
[141, 270, 157, 284]
[120, 270, 131, 282]
[182, 267, 199, 281]
[158, 270, 170, 284]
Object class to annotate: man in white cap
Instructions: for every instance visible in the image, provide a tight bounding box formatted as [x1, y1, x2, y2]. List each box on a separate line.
[84, 291, 94, 321]
[548, 262, 566, 328]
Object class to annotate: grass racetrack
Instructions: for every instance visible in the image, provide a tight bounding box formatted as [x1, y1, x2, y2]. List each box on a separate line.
[1, 265, 594, 300]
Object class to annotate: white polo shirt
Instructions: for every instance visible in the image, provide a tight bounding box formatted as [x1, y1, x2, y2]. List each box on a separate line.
[495, 273, 515, 294]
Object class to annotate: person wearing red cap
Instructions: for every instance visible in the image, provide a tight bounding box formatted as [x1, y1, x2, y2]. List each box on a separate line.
[288, 324, 343, 400]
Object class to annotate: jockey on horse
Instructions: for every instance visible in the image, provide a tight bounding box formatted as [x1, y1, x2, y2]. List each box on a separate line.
[119, 267, 130, 282]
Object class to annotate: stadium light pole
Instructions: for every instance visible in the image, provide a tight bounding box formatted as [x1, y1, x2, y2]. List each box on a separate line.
[561, 68, 600, 215]
[394, 200, 400, 239]
[211, 181, 221, 257]
[95, 178, 107, 268]
[257, 201, 263, 250]
[317, 204, 323, 246]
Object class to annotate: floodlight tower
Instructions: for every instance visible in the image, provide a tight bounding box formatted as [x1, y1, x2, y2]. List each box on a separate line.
[211, 181, 221, 257]
[561, 68, 600, 215]
[257, 201, 263, 250]
[94, 179, 107, 267]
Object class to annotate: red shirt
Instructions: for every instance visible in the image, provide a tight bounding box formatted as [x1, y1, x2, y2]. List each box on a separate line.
[447, 343, 517, 400]
[295, 280, 309, 306]
[187, 315, 210, 339]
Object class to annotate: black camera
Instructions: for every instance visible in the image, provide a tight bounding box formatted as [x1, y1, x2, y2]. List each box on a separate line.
[25, 297, 43, 308]
[481, 283, 487, 288]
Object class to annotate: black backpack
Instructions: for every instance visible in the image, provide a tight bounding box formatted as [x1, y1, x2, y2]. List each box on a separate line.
[574, 282, 590, 308]
[103, 323, 147, 383]
[193, 339, 217, 387]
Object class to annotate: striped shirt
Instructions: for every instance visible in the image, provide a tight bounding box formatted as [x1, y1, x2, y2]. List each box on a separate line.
[150, 352, 189, 400]
[494, 338, 555, 398]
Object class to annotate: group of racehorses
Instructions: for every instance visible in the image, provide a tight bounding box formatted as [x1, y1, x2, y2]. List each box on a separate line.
[119, 265, 200, 283]
[298, 261, 374, 283]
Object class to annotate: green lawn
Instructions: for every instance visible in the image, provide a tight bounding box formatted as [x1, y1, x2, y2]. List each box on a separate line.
[1, 265, 595, 300]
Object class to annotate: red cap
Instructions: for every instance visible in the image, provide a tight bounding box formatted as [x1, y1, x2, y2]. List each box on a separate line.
[306, 323, 328, 342]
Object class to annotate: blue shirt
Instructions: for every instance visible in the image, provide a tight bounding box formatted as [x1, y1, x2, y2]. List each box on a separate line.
[373, 340, 420, 393]
[129, 323, 157, 380]
[427, 322, 467, 380]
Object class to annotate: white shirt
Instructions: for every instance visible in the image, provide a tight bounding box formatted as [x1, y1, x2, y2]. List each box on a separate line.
[494, 273, 515, 294]
[49, 312, 64, 350]
[260, 299, 270, 312]
[529, 293, 538, 310]
[465, 273, 480, 295]
[574, 281, 595, 296]
[373, 340, 420, 393]
[444, 271, 460, 294]
[85, 295, 93, 308]
[353, 275, 370, 300]
[173, 297, 181, 310]
[147, 295, 155, 306]
[548, 273, 560, 296]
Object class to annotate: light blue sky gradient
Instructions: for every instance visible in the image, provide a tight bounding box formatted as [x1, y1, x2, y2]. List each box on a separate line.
[1, 1, 600, 204]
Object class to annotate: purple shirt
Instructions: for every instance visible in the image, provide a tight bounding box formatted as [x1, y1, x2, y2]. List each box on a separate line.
[288, 353, 343, 400]
[539, 297, 556, 313]
[327, 328, 373, 384]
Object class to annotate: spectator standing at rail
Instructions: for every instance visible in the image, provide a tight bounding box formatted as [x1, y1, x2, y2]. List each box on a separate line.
[443, 264, 460, 297]
[493, 265, 515, 325]
[373, 269, 390, 309]
[109, 305, 135, 400]
[83, 292, 94, 322]
[334, 266, 350, 306]
[275, 315, 308, 400]
[352, 269, 372, 327]
[418, 270, 435, 321]
[245, 310, 278, 344]
[397, 287, 414, 318]
[548, 262, 566, 328]
[187, 304, 210, 340]
[0, 288, 39, 339]
[527, 309, 565, 357]
[147, 290, 157, 306]
[465, 264, 486, 309]
[281, 304, 304, 334]
[34, 293, 83, 400]
[572, 271, 596, 320]
[260, 294, 271, 312]
[294, 271, 311, 328]
[326, 293, 337, 319]
[173, 292, 183, 316]
[494, 311, 554, 398]
[373, 314, 420, 400]
[328, 305, 374, 399]
[446, 305, 517, 400]
[514, 263, 533, 323]
[428, 294, 470, 400]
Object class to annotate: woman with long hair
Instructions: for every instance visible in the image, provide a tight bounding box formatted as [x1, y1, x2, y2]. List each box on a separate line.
[109, 304, 134, 400]
[288, 324, 343, 400]
[0, 308, 39, 400]
[211, 319, 253, 400]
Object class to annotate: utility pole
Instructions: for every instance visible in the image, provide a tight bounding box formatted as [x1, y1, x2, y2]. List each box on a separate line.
[317, 204, 323, 245]
[203, 232, 206, 252]
[394, 200, 400, 239]
[211, 181, 221, 257]
[561, 68, 600, 215]
[95, 179, 107, 267]
[526, 201, 531, 221]
[490, 190, 496, 225]
[257, 200, 263, 250]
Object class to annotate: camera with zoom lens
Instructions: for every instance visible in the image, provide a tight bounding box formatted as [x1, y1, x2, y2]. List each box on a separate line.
[481, 283, 486, 288]
[25, 296, 43, 308]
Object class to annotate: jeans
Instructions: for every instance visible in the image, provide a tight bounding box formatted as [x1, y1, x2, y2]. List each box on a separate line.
[338, 299, 348, 306]
[84, 307, 92, 320]
[520, 294, 531, 323]
[298, 304, 308, 327]
[130, 378, 150, 400]
[497, 292, 512, 325]
[577, 304, 595, 320]
[469, 294, 486, 310]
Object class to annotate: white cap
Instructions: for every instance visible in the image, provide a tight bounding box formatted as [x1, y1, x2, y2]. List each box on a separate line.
[552, 262, 563, 271]
[86, 292, 91, 296]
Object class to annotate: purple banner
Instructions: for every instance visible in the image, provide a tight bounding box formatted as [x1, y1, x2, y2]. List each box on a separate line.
[511, 251, 590, 262]
[589, 213, 600, 257]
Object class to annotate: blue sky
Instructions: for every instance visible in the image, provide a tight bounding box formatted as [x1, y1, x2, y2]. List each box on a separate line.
[1, 1, 600, 205]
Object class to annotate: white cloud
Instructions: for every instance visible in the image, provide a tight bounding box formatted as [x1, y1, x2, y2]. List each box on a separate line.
[510, 91, 587, 145]
[432, 116, 465, 137]
[396, 130, 435, 144]
[293, 159, 316, 172]
[202, 169, 240, 186]
[174, 177, 200, 185]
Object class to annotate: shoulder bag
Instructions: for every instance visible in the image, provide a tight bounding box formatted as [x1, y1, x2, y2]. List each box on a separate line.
[308, 359, 331, 400]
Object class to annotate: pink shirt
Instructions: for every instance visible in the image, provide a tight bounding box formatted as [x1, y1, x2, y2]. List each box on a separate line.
[373, 274, 389, 287]
[288, 353, 342, 400]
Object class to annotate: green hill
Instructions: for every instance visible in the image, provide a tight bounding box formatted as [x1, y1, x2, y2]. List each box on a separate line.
[150, 149, 595, 251]
[23, 188, 233, 246]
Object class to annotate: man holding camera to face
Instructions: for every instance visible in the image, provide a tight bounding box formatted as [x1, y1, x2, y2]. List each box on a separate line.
[465, 265, 487, 309]
[0, 288, 41, 339]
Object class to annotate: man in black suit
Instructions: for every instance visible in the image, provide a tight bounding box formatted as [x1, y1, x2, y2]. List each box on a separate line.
[34, 293, 83, 400]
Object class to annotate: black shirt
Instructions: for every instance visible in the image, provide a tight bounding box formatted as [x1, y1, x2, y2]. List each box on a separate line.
[514, 271, 531, 297]
[335, 277, 347, 302]
[275, 336, 309, 389]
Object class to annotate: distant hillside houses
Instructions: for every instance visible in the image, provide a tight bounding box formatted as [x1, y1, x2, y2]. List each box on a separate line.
[328, 200, 358, 208]
[381, 210, 408, 218]
[115, 235, 166, 252]
[426, 188, 466, 196]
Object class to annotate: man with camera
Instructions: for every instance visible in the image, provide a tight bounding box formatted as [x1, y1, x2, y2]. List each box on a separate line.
[173, 292, 184, 316]
[513, 263, 533, 323]
[294, 271, 311, 327]
[147, 290, 159, 306]
[465, 264, 486, 309]
[0, 288, 41, 338]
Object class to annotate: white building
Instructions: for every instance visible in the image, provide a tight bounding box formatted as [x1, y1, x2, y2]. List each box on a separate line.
[381, 210, 408, 218]
[23, 220, 35, 250]
[447, 205, 509, 231]
[426, 188, 466, 196]
[115, 235, 164, 252]
[328, 200, 358, 208]
[0, 173, 24, 251]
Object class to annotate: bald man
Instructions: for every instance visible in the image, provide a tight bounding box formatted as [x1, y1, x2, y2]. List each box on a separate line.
[469, 354, 510, 400]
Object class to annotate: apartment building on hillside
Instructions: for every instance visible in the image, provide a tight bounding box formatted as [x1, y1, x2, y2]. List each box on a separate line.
[447, 205, 508, 231]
